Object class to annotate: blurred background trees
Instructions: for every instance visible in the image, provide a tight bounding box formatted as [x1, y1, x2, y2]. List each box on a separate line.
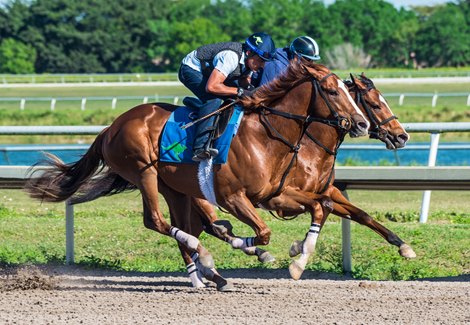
[0, 0, 468, 73]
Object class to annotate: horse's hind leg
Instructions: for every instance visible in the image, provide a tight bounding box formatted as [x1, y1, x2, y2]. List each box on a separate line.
[137, 170, 216, 270]
[329, 186, 416, 258]
[158, 183, 233, 291]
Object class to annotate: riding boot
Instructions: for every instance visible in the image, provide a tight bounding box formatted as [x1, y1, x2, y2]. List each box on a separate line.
[192, 98, 222, 162]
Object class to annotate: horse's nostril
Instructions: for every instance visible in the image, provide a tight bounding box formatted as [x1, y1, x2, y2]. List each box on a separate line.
[358, 122, 369, 130]
[398, 133, 409, 143]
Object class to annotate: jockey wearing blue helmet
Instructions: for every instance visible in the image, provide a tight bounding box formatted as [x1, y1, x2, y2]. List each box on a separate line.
[178, 32, 276, 161]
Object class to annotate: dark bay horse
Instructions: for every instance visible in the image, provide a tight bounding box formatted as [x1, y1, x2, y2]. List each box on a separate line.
[184, 73, 415, 283]
[25, 62, 369, 289]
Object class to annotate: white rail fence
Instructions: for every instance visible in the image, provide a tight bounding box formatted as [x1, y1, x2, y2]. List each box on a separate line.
[0, 122, 469, 270]
[2, 92, 470, 110]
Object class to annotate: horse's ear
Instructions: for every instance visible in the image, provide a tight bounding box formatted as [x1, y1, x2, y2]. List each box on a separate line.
[350, 73, 358, 86]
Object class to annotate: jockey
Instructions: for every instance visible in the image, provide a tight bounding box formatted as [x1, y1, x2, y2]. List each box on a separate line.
[254, 35, 321, 87]
[178, 32, 276, 162]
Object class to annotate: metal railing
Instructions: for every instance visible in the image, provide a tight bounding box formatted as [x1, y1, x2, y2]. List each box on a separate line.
[1, 92, 470, 111]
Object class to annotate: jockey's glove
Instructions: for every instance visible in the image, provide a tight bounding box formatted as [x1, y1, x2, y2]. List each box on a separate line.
[237, 87, 258, 98]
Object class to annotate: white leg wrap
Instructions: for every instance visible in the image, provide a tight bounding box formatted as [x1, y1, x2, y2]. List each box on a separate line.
[170, 226, 200, 251]
[302, 223, 320, 255]
[192, 252, 216, 281]
[186, 262, 205, 288]
[295, 223, 321, 271]
[230, 237, 255, 249]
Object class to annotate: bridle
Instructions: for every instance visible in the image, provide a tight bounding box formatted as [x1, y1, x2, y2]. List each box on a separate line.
[353, 84, 398, 142]
[258, 72, 354, 204]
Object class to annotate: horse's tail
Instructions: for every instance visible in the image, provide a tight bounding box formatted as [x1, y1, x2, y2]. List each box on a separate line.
[25, 130, 108, 203]
[69, 171, 136, 205]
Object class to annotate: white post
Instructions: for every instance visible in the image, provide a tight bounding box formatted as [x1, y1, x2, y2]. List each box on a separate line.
[341, 190, 352, 273]
[466, 94, 470, 106]
[420, 133, 440, 223]
[50, 98, 56, 111]
[20, 99, 26, 111]
[65, 200, 74, 264]
[143, 96, 148, 104]
[399, 94, 405, 106]
[111, 97, 117, 109]
[173, 96, 179, 105]
[431, 94, 438, 108]
[81, 98, 87, 111]
[155, 94, 159, 102]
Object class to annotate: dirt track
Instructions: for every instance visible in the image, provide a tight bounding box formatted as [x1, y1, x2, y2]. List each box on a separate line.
[0, 265, 469, 325]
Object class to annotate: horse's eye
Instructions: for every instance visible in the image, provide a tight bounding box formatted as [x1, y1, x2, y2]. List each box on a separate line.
[327, 90, 338, 96]
[372, 104, 381, 110]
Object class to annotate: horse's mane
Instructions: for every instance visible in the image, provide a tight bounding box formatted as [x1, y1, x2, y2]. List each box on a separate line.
[240, 61, 330, 109]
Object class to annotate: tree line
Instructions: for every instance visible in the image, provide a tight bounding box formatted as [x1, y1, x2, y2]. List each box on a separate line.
[0, 0, 468, 74]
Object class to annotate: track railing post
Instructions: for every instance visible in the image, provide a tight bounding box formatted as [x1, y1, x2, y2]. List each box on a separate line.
[420, 132, 440, 223]
[65, 200, 75, 264]
[340, 189, 352, 273]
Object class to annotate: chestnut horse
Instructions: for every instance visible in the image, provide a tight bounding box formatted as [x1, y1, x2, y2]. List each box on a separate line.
[26, 62, 369, 290]
[181, 73, 415, 284]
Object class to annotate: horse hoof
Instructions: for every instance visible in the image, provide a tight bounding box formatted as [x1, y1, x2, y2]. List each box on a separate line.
[257, 249, 276, 263]
[198, 253, 215, 269]
[399, 244, 416, 258]
[217, 281, 236, 292]
[289, 260, 304, 281]
[289, 240, 303, 258]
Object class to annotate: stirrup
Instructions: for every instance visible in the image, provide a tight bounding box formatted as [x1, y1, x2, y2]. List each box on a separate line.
[192, 148, 219, 162]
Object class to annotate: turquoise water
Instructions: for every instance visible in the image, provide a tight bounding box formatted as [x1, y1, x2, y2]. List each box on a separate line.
[0, 143, 469, 166]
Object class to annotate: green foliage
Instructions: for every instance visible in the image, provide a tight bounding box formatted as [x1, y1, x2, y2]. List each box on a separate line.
[0, 0, 468, 73]
[415, 3, 470, 67]
[0, 38, 36, 73]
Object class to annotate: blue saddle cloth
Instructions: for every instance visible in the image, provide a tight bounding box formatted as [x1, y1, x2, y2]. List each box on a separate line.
[160, 105, 244, 164]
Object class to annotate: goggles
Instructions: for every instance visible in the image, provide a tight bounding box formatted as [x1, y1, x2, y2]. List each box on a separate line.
[246, 39, 274, 61]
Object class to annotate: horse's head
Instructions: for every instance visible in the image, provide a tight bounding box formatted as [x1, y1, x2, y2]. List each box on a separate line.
[347, 73, 409, 149]
[304, 64, 369, 138]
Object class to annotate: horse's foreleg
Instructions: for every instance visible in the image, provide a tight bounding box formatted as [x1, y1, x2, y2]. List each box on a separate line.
[221, 193, 272, 251]
[191, 198, 275, 263]
[329, 186, 416, 258]
[281, 191, 334, 280]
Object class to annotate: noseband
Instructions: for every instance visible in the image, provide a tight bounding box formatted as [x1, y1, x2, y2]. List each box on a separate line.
[355, 88, 397, 141]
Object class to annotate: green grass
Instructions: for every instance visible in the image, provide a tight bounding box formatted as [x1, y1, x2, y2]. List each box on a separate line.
[0, 189, 468, 280]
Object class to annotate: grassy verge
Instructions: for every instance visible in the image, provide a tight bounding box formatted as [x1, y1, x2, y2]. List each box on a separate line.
[0, 189, 468, 280]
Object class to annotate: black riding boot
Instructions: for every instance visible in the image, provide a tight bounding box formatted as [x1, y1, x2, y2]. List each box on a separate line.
[192, 99, 222, 161]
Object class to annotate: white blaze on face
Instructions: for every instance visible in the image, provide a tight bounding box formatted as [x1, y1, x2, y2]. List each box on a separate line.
[379, 94, 394, 114]
[337, 79, 370, 128]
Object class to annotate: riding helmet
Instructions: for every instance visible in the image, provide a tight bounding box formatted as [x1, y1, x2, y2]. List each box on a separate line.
[245, 32, 276, 61]
[290, 36, 321, 61]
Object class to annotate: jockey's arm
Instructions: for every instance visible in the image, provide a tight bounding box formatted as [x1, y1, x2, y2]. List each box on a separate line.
[205, 68, 238, 97]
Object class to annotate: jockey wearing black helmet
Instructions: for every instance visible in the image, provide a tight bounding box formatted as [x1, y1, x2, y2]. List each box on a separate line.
[254, 35, 320, 86]
[178, 32, 276, 161]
